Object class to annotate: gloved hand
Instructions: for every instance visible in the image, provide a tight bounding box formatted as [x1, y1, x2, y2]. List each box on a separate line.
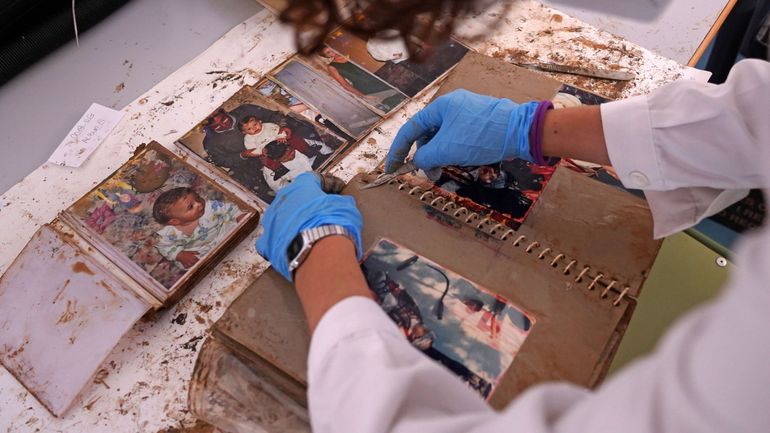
[255, 172, 363, 281]
[385, 89, 540, 173]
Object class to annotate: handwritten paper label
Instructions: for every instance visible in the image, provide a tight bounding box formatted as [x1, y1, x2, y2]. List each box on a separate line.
[49, 103, 125, 168]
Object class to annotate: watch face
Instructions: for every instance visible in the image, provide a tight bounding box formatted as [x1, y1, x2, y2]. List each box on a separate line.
[287, 233, 304, 263]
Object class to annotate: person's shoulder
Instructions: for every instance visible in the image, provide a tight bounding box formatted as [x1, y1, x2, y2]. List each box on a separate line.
[156, 225, 182, 240]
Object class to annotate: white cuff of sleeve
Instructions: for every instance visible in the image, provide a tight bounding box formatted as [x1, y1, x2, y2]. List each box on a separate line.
[644, 188, 750, 239]
[308, 296, 401, 375]
[601, 96, 667, 190]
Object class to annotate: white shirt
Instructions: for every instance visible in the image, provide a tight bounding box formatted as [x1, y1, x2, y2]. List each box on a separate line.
[306, 59, 770, 433]
[262, 151, 317, 193]
[243, 123, 286, 152]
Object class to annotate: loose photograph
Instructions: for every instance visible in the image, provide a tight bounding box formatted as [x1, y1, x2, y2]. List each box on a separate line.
[325, 29, 469, 97]
[271, 59, 382, 138]
[254, 79, 353, 141]
[65, 144, 255, 291]
[362, 238, 534, 399]
[176, 85, 347, 204]
[303, 46, 407, 115]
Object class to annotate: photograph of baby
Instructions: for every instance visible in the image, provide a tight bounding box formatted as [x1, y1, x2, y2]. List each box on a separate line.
[431, 159, 557, 229]
[303, 46, 407, 115]
[271, 59, 382, 138]
[362, 239, 533, 399]
[176, 86, 346, 204]
[325, 29, 469, 97]
[66, 144, 254, 290]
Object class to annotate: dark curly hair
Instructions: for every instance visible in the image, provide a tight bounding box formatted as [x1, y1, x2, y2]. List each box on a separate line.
[153, 187, 196, 225]
[279, 0, 502, 61]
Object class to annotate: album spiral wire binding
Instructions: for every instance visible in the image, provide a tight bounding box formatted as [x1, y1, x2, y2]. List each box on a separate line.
[386, 175, 634, 308]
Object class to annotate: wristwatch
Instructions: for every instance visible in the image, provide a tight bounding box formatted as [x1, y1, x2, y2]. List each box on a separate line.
[287, 225, 356, 274]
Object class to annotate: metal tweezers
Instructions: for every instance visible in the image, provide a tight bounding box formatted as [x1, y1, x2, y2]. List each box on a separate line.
[360, 161, 418, 190]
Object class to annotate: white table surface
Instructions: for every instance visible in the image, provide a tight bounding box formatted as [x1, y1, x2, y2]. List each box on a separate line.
[0, 2, 704, 432]
[543, 0, 733, 64]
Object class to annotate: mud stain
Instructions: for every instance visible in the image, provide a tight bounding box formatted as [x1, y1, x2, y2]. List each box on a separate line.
[180, 336, 203, 351]
[56, 299, 78, 324]
[6, 338, 28, 359]
[157, 420, 216, 433]
[172, 313, 187, 325]
[84, 395, 101, 410]
[72, 261, 95, 275]
[98, 280, 118, 297]
[93, 367, 110, 389]
[52, 279, 71, 304]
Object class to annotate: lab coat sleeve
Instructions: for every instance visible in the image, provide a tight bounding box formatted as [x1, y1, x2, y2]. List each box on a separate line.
[307, 296, 496, 433]
[601, 59, 770, 237]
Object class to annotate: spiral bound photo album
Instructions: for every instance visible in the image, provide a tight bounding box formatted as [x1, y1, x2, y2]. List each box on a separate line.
[190, 165, 662, 430]
[187, 53, 663, 430]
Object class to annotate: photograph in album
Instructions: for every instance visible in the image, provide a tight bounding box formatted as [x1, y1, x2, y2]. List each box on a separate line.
[362, 238, 534, 399]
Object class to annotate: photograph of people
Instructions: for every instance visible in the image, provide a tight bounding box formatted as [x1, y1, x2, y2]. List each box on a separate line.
[436, 159, 553, 224]
[152, 187, 247, 269]
[255, 79, 352, 140]
[312, 46, 407, 114]
[360, 239, 532, 399]
[272, 59, 382, 138]
[177, 89, 345, 204]
[325, 29, 468, 97]
[68, 146, 253, 289]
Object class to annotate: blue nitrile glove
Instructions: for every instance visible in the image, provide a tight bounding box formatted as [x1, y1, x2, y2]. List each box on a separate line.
[255, 172, 363, 281]
[385, 89, 539, 173]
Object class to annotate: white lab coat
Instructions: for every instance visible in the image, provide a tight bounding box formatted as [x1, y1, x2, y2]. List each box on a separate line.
[307, 59, 770, 433]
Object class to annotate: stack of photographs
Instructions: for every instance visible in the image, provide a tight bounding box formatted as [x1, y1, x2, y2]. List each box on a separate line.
[177, 29, 469, 207]
[325, 30, 469, 98]
[60, 144, 258, 298]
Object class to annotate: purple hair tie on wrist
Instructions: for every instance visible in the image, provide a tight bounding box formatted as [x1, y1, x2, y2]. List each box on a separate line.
[529, 100, 557, 166]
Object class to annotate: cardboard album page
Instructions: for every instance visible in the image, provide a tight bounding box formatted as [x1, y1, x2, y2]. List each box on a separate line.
[0, 225, 151, 416]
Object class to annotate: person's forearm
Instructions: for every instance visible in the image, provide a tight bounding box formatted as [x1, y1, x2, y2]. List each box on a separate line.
[541, 105, 610, 165]
[329, 67, 366, 97]
[544, 60, 770, 192]
[294, 235, 373, 333]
